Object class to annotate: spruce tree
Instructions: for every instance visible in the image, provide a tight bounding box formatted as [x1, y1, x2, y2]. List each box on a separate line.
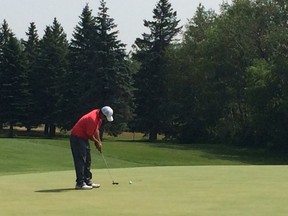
[133, 0, 182, 141]
[0, 20, 29, 137]
[22, 22, 40, 130]
[69, 4, 98, 120]
[0, 21, 5, 131]
[94, 0, 134, 134]
[70, 1, 134, 135]
[35, 18, 69, 136]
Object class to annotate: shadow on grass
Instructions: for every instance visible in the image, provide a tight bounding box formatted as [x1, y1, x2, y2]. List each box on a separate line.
[35, 188, 75, 193]
[123, 140, 288, 165]
[187, 144, 286, 164]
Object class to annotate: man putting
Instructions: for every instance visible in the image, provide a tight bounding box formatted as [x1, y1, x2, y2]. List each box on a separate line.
[70, 106, 114, 190]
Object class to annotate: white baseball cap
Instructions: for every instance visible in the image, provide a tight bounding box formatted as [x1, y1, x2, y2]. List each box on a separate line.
[101, 106, 114, 122]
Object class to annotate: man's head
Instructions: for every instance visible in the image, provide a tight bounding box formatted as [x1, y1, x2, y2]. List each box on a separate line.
[100, 106, 114, 122]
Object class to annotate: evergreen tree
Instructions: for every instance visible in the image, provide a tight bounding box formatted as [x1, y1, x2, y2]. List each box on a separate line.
[94, 0, 134, 135]
[0, 21, 5, 131]
[133, 0, 182, 141]
[35, 18, 69, 136]
[0, 20, 29, 137]
[69, 4, 98, 121]
[22, 22, 40, 130]
[58, 9, 90, 130]
[70, 1, 134, 135]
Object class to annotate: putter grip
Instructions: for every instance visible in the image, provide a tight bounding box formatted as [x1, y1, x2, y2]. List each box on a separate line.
[95, 142, 102, 153]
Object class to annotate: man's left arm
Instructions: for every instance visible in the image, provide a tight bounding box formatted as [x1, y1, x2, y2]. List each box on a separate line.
[90, 130, 102, 152]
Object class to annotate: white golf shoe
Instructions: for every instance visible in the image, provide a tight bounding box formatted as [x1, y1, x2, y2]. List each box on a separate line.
[75, 183, 93, 190]
[89, 183, 101, 188]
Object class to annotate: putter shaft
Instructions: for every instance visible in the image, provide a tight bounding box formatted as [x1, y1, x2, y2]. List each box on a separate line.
[101, 153, 118, 185]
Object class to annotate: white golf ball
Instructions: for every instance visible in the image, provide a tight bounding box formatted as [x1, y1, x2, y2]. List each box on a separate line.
[129, 180, 132, 184]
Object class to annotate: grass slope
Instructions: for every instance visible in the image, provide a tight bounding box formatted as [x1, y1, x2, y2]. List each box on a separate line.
[1, 137, 288, 176]
[1, 166, 288, 216]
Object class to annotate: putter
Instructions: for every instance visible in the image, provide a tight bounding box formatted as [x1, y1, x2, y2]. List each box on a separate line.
[101, 152, 119, 185]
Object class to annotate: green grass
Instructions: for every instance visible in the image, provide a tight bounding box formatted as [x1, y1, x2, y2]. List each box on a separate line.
[1, 136, 288, 215]
[0, 138, 72, 175]
[1, 136, 288, 176]
[1, 166, 288, 216]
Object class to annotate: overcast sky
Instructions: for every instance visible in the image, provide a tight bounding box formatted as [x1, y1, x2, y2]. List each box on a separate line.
[0, 0, 231, 50]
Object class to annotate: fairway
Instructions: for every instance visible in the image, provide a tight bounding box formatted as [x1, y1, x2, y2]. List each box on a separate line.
[1, 166, 288, 216]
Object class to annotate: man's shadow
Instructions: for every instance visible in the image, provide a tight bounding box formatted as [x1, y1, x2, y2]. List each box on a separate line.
[35, 188, 75, 193]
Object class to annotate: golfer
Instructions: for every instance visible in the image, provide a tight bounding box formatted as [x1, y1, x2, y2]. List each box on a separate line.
[70, 106, 114, 190]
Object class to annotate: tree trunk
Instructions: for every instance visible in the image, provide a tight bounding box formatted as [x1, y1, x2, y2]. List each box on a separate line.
[49, 124, 56, 137]
[149, 130, 157, 142]
[26, 125, 32, 132]
[44, 124, 49, 136]
[9, 123, 14, 138]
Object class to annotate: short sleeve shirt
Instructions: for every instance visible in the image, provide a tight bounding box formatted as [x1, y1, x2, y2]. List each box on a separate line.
[71, 109, 103, 140]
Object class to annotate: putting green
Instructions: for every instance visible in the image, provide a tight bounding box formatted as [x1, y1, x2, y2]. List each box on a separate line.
[1, 166, 288, 216]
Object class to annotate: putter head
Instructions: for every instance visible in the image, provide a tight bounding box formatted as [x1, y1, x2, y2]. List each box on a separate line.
[112, 181, 119, 185]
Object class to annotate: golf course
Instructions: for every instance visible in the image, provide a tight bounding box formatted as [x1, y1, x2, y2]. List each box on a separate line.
[1, 135, 288, 216]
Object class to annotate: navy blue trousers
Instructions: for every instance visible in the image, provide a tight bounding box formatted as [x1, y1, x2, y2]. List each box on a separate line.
[70, 135, 92, 186]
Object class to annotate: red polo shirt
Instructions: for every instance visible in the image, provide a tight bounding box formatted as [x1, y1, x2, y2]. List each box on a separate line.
[71, 109, 103, 140]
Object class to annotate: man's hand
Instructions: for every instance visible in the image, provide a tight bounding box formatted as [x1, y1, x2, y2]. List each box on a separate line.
[95, 142, 102, 153]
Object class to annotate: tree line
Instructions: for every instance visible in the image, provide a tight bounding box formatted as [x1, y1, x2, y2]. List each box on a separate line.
[159, 0, 288, 148]
[1, 0, 288, 149]
[0, 0, 133, 137]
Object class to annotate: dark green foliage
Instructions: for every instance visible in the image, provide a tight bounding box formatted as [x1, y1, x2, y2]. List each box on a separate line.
[22, 22, 40, 130]
[133, 0, 182, 141]
[69, 4, 98, 119]
[34, 18, 69, 136]
[2, 0, 288, 150]
[164, 5, 217, 143]
[93, 0, 134, 135]
[165, 0, 288, 147]
[0, 20, 29, 137]
[1, 2, 134, 137]
[201, 0, 259, 144]
[69, 1, 134, 135]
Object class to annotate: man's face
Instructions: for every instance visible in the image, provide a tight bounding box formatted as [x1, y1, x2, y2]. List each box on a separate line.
[100, 112, 106, 120]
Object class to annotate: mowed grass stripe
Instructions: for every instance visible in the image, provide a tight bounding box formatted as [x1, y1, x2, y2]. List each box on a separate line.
[0, 138, 243, 176]
[1, 166, 288, 216]
[1, 137, 288, 176]
[0, 138, 73, 175]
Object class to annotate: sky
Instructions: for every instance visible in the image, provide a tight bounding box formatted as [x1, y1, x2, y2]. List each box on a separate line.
[0, 0, 231, 50]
